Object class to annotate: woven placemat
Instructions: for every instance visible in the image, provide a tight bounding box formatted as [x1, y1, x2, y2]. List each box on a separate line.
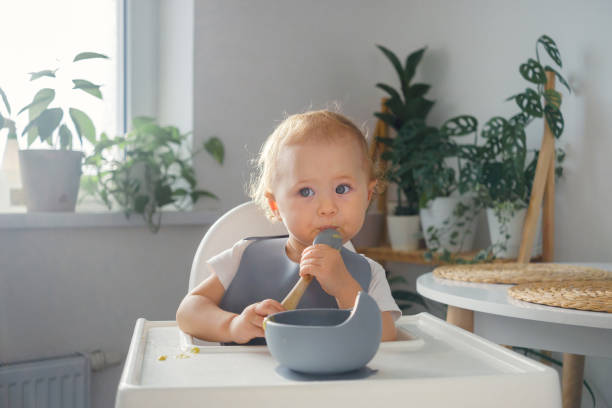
[433, 263, 612, 284]
[508, 280, 612, 313]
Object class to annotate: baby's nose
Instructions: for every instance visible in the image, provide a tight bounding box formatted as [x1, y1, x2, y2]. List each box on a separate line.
[317, 197, 338, 216]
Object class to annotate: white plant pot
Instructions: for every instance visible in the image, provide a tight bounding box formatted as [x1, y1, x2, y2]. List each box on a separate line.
[486, 206, 542, 259]
[19, 150, 83, 212]
[387, 214, 421, 251]
[420, 195, 478, 253]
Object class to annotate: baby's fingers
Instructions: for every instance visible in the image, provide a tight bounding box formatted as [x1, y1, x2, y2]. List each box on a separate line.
[254, 299, 285, 317]
[301, 245, 325, 260]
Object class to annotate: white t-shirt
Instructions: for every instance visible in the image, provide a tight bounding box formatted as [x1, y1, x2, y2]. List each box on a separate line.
[207, 239, 402, 321]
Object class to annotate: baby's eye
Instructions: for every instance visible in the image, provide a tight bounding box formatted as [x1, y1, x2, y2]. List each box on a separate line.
[335, 184, 352, 194]
[299, 187, 314, 197]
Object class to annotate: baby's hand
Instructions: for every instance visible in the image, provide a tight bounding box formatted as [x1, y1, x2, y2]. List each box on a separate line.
[229, 299, 284, 344]
[299, 244, 361, 307]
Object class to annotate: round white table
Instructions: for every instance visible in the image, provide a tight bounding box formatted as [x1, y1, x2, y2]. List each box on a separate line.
[416, 263, 612, 408]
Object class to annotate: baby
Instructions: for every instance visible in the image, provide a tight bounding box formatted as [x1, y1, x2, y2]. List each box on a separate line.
[177, 110, 400, 344]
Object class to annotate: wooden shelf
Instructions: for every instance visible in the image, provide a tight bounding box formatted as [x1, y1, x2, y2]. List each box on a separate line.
[356, 246, 542, 266]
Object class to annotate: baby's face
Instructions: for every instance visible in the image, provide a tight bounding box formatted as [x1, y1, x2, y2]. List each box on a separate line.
[269, 134, 375, 254]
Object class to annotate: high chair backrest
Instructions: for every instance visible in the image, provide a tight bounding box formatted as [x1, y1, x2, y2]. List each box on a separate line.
[188, 201, 355, 291]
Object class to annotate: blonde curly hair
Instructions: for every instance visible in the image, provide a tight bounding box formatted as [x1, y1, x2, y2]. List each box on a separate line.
[249, 110, 378, 220]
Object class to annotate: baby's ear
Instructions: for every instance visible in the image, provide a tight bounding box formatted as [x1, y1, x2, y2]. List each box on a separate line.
[367, 180, 377, 201]
[264, 192, 280, 218]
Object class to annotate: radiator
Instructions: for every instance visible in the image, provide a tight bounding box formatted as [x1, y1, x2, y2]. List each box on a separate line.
[0, 354, 90, 408]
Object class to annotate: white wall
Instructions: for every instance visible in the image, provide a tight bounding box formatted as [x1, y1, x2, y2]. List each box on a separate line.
[0, 225, 207, 408]
[193, 0, 612, 264]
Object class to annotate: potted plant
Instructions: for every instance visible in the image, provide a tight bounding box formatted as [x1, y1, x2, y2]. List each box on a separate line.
[15, 51, 108, 212]
[84, 116, 224, 233]
[375, 45, 435, 250]
[462, 35, 569, 258]
[416, 116, 480, 254]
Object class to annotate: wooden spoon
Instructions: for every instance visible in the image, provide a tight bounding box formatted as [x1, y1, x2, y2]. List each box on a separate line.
[280, 229, 343, 310]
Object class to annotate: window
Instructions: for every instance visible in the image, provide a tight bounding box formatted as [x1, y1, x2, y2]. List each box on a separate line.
[1, 0, 122, 154]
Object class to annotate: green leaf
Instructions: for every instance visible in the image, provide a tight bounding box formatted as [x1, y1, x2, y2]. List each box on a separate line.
[404, 47, 426, 85]
[515, 88, 543, 117]
[28, 69, 57, 81]
[22, 108, 63, 143]
[543, 89, 562, 108]
[172, 188, 189, 197]
[132, 116, 156, 129]
[72, 79, 103, 99]
[191, 189, 218, 202]
[73, 52, 109, 62]
[155, 183, 174, 207]
[374, 112, 400, 131]
[204, 136, 224, 164]
[18, 88, 55, 116]
[181, 167, 197, 187]
[0, 115, 4, 128]
[441, 115, 478, 136]
[481, 116, 508, 139]
[519, 58, 546, 84]
[376, 45, 404, 88]
[375, 83, 402, 101]
[134, 195, 149, 214]
[21, 89, 55, 144]
[59, 124, 72, 149]
[509, 112, 530, 127]
[406, 83, 431, 98]
[544, 105, 564, 138]
[544, 66, 571, 93]
[69, 108, 96, 144]
[410, 97, 435, 120]
[0, 87, 11, 115]
[537, 35, 562, 67]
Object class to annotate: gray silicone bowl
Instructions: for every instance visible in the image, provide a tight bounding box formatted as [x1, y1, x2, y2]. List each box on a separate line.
[264, 291, 382, 374]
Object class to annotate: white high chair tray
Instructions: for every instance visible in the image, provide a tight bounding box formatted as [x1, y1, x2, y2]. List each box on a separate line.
[116, 313, 560, 408]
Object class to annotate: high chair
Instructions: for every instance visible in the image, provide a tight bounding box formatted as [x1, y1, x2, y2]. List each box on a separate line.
[188, 201, 355, 291]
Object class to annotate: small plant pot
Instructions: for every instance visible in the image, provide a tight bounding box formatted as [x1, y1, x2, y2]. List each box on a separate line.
[420, 195, 478, 253]
[19, 150, 83, 212]
[487, 206, 542, 259]
[387, 214, 421, 251]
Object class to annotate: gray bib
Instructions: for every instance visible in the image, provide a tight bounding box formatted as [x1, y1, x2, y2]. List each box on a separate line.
[219, 235, 371, 345]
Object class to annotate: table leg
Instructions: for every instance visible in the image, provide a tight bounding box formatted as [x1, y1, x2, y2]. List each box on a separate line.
[562, 353, 585, 408]
[446, 306, 474, 332]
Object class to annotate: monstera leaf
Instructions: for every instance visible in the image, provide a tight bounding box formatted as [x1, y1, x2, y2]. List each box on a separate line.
[544, 66, 571, 93]
[543, 89, 562, 108]
[519, 58, 547, 85]
[515, 88, 543, 118]
[537, 35, 562, 67]
[481, 117, 508, 139]
[441, 115, 478, 137]
[544, 105, 564, 138]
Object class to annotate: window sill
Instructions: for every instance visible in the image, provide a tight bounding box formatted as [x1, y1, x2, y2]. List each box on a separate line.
[0, 209, 223, 230]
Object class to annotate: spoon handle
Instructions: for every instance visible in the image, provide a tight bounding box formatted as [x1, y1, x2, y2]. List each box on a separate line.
[281, 275, 313, 310]
[280, 229, 343, 310]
